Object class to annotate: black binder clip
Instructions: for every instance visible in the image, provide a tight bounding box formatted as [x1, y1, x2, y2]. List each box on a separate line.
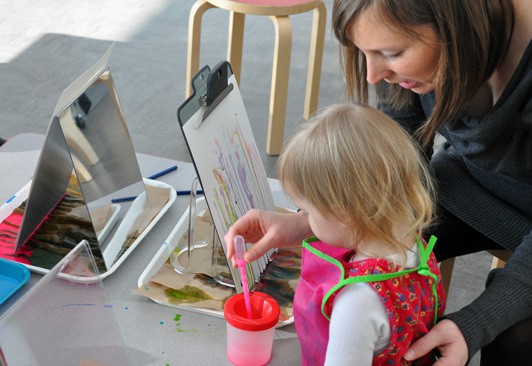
[177, 61, 234, 127]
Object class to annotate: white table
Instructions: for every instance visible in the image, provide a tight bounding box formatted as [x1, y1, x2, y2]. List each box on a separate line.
[0, 133, 301, 365]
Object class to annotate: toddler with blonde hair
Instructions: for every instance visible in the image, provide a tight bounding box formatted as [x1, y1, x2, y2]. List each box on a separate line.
[277, 103, 446, 365]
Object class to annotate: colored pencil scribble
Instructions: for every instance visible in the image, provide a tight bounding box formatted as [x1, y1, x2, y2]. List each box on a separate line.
[210, 117, 275, 232]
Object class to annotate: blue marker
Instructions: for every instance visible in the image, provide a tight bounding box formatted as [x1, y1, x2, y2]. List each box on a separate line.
[111, 189, 204, 203]
[111, 166, 179, 203]
[111, 196, 137, 203]
[147, 165, 178, 180]
[176, 190, 204, 196]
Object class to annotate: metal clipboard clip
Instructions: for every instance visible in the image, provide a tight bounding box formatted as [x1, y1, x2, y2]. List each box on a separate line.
[177, 61, 234, 129]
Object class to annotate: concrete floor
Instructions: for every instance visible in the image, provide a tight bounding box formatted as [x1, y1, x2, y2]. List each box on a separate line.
[0, 0, 493, 363]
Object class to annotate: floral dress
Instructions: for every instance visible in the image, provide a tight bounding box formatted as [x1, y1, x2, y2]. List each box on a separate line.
[293, 236, 446, 365]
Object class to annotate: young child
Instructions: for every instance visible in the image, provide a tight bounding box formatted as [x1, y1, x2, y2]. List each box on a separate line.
[276, 104, 446, 365]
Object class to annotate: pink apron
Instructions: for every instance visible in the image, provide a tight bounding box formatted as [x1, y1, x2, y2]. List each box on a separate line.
[294, 236, 446, 365]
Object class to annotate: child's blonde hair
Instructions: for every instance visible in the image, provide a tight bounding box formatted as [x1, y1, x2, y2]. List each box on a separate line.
[278, 104, 435, 258]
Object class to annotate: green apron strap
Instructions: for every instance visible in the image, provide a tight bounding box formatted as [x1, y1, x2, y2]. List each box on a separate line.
[302, 237, 346, 281]
[315, 236, 440, 326]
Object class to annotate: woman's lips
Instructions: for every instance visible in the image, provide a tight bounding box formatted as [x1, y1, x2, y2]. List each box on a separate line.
[399, 80, 419, 90]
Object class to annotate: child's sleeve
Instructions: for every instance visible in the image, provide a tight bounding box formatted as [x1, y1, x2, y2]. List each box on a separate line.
[325, 282, 390, 366]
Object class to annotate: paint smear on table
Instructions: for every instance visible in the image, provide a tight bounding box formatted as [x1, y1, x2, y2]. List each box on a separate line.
[174, 313, 185, 333]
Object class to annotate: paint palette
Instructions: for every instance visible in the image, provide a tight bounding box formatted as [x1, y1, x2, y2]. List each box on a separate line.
[0, 256, 30, 305]
[138, 194, 299, 326]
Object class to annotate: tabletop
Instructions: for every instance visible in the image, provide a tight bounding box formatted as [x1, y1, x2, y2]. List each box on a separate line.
[0, 133, 301, 366]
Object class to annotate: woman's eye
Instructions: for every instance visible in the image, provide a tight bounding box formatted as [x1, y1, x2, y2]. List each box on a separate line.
[381, 52, 401, 60]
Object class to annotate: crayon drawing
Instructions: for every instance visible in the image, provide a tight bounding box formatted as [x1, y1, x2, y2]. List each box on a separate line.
[210, 115, 275, 233]
[182, 76, 275, 252]
[181, 73, 276, 289]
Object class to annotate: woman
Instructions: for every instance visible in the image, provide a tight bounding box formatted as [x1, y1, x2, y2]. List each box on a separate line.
[225, 1, 531, 364]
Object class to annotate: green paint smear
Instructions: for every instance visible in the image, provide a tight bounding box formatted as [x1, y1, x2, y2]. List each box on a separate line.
[174, 313, 186, 333]
[164, 286, 213, 304]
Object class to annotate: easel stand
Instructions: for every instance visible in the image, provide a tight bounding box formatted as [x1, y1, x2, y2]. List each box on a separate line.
[170, 178, 235, 288]
[176, 61, 278, 293]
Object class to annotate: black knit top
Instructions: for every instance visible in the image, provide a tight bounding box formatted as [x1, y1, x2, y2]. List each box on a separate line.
[382, 40, 532, 359]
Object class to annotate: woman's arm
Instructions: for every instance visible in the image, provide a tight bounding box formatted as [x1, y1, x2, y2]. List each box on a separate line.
[405, 230, 532, 364]
[445, 230, 532, 357]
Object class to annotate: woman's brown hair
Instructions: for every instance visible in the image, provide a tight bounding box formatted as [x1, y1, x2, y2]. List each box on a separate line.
[332, 0, 514, 147]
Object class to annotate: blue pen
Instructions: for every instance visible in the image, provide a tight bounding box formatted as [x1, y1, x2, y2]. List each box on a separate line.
[111, 189, 203, 204]
[176, 190, 204, 196]
[111, 166, 179, 203]
[111, 196, 137, 203]
[147, 165, 178, 180]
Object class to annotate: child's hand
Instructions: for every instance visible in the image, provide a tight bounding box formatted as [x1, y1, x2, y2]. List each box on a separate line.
[224, 208, 312, 265]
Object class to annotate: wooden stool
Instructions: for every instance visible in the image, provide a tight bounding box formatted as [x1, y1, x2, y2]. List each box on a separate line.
[440, 249, 512, 295]
[186, 0, 326, 155]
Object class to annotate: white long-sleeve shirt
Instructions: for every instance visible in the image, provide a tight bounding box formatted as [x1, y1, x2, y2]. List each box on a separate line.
[324, 246, 420, 365]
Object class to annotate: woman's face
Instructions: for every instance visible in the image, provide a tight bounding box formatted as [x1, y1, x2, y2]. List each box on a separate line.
[349, 6, 441, 94]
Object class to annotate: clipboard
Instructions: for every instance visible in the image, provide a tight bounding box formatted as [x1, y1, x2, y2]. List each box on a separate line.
[177, 61, 276, 292]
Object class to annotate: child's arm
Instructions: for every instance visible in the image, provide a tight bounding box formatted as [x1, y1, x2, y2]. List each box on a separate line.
[325, 283, 390, 365]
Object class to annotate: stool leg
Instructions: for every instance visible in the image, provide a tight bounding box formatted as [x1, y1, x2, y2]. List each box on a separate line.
[267, 16, 292, 156]
[228, 12, 245, 85]
[491, 257, 506, 269]
[439, 257, 455, 296]
[186, 0, 215, 97]
[304, 1, 326, 120]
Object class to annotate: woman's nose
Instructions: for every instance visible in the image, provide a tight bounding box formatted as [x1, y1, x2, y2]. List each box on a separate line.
[366, 57, 390, 85]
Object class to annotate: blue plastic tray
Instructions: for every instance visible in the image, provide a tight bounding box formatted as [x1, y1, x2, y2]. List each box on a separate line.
[0, 257, 30, 305]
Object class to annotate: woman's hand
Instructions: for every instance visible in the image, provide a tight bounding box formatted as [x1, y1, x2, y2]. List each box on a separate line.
[403, 319, 468, 365]
[224, 209, 311, 265]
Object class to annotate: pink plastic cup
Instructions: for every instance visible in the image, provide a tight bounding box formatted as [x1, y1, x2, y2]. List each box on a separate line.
[223, 291, 281, 366]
